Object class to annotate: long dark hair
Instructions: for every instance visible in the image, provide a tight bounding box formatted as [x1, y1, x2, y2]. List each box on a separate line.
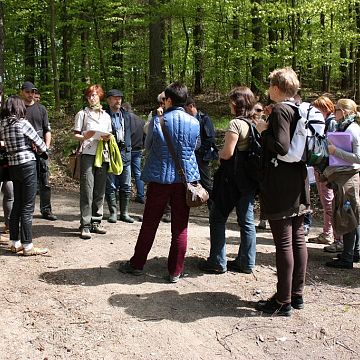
[1, 95, 27, 119]
[228, 87, 256, 118]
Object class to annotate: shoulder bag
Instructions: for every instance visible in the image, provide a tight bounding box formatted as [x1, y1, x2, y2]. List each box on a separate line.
[160, 116, 209, 208]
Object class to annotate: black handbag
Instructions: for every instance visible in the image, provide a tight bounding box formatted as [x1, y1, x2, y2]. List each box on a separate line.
[160, 117, 209, 208]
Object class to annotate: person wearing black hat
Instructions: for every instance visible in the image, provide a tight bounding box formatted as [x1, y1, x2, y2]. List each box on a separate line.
[20, 81, 57, 221]
[104, 89, 135, 223]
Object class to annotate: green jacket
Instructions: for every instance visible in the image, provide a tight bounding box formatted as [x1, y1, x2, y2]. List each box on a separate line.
[94, 135, 123, 175]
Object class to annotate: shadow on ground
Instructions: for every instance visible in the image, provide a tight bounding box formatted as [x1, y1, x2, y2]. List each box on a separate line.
[108, 290, 258, 322]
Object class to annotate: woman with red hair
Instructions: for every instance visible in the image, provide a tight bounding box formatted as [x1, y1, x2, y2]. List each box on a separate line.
[74, 84, 112, 239]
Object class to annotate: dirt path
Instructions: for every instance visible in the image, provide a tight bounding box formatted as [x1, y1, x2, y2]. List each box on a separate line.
[0, 188, 360, 360]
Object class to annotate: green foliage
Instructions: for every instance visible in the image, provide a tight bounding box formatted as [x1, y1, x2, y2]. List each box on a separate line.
[1, 0, 360, 109]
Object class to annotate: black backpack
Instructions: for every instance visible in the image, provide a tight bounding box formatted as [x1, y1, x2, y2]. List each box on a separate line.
[234, 118, 262, 190]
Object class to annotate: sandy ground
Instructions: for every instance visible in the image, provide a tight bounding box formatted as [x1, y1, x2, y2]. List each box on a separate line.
[0, 188, 360, 360]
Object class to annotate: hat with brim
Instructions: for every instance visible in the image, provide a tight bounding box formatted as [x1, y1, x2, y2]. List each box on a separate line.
[106, 89, 123, 98]
[21, 81, 37, 91]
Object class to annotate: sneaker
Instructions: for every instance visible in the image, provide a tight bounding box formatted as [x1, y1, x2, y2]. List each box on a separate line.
[198, 260, 226, 274]
[10, 245, 24, 253]
[134, 197, 145, 204]
[227, 260, 253, 274]
[162, 213, 171, 223]
[119, 261, 144, 276]
[166, 272, 189, 283]
[81, 227, 92, 240]
[42, 212, 57, 221]
[291, 295, 304, 310]
[23, 247, 49, 256]
[308, 233, 332, 245]
[324, 240, 344, 253]
[256, 220, 267, 230]
[91, 223, 107, 234]
[255, 297, 292, 317]
[325, 259, 353, 269]
[337, 253, 360, 263]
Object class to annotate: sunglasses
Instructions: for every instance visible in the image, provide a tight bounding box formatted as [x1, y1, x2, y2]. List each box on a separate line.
[254, 108, 263, 113]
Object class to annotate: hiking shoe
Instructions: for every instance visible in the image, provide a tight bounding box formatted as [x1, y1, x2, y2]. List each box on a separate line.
[42, 212, 57, 221]
[162, 213, 171, 223]
[91, 223, 107, 234]
[337, 253, 360, 263]
[227, 260, 253, 274]
[119, 261, 144, 276]
[324, 240, 343, 253]
[255, 297, 292, 317]
[23, 247, 49, 256]
[198, 260, 226, 274]
[325, 259, 353, 269]
[256, 220, 267, 230]
[308, 233, 332, 245]
[166, 272, 189, 283]
[81, 227, 92, 240]
[291, 295, 304, 310]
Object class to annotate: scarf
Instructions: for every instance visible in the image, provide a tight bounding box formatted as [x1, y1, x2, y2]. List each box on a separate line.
[337, 114, 357, 132]
[89, 103, 102, 111]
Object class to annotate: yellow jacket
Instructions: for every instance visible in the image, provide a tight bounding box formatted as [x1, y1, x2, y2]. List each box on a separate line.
[94, 135, 123, 175]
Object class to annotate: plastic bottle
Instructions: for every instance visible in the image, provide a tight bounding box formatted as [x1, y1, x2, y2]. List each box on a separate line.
[343, 200, 351, 211]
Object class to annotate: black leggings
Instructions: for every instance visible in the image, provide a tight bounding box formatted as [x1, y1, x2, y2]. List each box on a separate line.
[269, 215, 308, 304]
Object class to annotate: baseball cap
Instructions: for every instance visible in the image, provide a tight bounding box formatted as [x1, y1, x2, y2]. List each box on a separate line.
[21, 81, 37, 91]
[106, 89, 123, 98]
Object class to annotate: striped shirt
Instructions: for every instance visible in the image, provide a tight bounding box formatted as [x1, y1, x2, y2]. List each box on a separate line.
[0, 116, 47, 166]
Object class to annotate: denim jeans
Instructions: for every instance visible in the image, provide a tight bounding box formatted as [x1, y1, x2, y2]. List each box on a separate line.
[131, 151, 145, 200]
[9, 161, 37, 244]
[106, 164, 131, 195]
[80, 154, 108, 227]
[208, 191, 256, 272]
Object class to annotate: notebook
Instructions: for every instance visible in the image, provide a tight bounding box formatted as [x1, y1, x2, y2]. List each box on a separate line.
[327, 132, 353, 166]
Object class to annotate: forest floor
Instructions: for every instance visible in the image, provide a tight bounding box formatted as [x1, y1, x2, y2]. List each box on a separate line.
[0, 183, 360, 360]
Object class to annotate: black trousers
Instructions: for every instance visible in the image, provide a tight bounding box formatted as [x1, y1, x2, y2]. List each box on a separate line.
[9, 161, 37, 244]
[36, 155, 52, 214]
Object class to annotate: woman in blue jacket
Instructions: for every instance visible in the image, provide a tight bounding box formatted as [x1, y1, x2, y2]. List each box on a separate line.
[120, 82, 200, 283]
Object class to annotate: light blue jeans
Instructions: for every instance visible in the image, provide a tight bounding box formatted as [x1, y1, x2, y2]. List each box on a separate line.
[208, 191, 256, 272]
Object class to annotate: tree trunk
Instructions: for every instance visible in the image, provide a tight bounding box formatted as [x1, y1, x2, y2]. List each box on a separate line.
[167, 17, 174, 82]
[180, 17, 189, 83]
[60, 0, 71, 101]
[92, 0, 107, 88]
[24, 25, 36, 82]
[355, 1, 360, 102]
[0, 1, 4, 106]
[193, 5, 204, 94]
[112, 27, 125, 90]
[49, 0, 60, 111]
[251, 0, 264, 96]
[149, 0, 165, 98]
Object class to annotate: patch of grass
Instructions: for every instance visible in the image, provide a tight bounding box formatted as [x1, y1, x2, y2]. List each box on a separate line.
[213, 115, 231, 130]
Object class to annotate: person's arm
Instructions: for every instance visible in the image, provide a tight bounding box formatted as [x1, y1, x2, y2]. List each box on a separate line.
[144, 117, 155, 150]
[328, 125, 360, 164]
[44, 132, 51, 148]
[261, 105, 292, 156]
[24, 121, 47, 153]
[219, 131, 239, 160]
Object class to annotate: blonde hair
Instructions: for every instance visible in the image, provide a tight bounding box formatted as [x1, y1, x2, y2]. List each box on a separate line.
[268, 67, 300, 98]
[336, 99, 360, 123]
[312, 96, 335, 116]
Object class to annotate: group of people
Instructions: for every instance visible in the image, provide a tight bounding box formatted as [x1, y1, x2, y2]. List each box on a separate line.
[1, 68, 359, 317]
